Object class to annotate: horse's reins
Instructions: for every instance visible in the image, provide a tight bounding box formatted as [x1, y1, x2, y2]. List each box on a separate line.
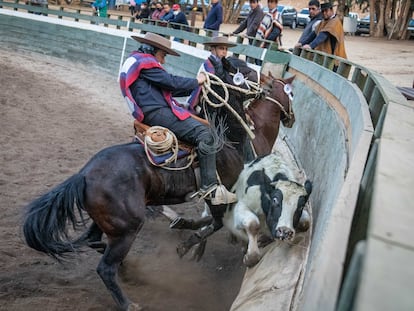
[200, 71, 262, 140]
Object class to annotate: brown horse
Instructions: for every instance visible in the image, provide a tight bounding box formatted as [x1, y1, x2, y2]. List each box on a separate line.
[23, 68, 295, 311]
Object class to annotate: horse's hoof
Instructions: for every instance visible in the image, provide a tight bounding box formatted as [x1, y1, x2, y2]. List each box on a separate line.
[243, 252, 261, 267]
[127, 302, 143, 311]
[190, 240, 207, 262]
[176, 243, 190, 258]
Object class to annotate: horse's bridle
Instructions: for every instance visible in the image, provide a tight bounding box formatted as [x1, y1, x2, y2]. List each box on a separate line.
[264, 79, 294, 125]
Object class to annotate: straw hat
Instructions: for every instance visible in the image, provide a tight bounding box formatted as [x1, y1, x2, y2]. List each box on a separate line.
[131, 33, 180, 57]
[204, 36, 237, 48]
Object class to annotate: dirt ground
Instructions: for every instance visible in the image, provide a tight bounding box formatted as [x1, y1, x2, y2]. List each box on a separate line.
[0, 30, 412, 311]
[0, 50, 245, 311]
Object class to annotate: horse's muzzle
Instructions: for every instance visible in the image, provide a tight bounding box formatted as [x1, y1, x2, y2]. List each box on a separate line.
[282, 114, 295, 128]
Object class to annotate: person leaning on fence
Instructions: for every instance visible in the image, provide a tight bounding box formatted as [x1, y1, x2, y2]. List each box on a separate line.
[302, 2, 347, 70]
[151, 1, 165, 20]
[294, 0, 323, 47]
[171, 4, 188, 27]
[255, 0, 283, 47]
[160, 3, 174, 22]
[119, 33, 237, 205]
[136, 1, 150, 19]
[129, 0, 142, 18]
[170, 4, 189, 42]
[230, 0, 263, 43]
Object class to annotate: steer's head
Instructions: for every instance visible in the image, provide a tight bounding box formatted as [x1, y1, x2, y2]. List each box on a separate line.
[266, 178, 312, 241]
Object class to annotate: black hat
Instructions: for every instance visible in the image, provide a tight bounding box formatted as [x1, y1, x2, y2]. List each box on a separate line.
[320, 2, 333, 10]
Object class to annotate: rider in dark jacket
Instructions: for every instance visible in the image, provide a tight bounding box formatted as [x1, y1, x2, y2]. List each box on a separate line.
[119, 33, 237, 205]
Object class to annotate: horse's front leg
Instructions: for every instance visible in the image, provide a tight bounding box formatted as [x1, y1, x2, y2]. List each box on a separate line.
[169, 203, 213, 230]
[176, 216, 223, 261]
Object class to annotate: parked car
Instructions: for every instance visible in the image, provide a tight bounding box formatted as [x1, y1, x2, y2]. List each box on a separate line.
[179, 0, 208, 12]
[278, 5, 297, 29]
[356, 14, 373, 35]
[408, 18, 414, 39]
[297, 8, 310, 27]
[237, 2, 251, 23]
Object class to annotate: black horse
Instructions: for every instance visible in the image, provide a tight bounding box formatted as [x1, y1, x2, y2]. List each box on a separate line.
[23, 60, 295, 310]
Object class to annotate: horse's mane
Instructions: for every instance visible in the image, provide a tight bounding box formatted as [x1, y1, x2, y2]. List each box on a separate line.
[203, 57, 258, 158]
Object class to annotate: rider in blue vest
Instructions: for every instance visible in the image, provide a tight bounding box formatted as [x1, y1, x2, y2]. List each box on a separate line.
[119, 33, 237, 205]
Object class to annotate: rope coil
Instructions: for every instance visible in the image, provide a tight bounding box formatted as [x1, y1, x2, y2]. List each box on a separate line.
[144, 126, 195, 170]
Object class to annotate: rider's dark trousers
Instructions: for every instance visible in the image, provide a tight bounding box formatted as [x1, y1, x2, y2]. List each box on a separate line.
[144, 107, 217, 189]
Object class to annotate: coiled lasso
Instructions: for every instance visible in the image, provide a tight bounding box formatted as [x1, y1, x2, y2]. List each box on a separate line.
[144, 126, 195, 170]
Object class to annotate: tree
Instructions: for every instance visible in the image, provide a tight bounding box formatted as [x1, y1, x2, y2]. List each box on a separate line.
[355, 0, 414, 39]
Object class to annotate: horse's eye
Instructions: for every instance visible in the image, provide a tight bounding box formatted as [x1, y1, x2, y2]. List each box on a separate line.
[273, 197, 279, 205]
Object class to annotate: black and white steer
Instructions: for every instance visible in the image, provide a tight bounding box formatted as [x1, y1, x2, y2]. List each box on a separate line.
[223, 152, 312, 267]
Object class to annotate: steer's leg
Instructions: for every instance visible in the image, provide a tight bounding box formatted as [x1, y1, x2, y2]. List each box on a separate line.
[242, 214, 262, 267]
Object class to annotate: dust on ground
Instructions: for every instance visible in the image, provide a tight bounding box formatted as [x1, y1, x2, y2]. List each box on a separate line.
[0, 49, 245, 311]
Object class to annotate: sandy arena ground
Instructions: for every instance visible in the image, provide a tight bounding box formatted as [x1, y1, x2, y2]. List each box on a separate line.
[0, 23, 413, 311]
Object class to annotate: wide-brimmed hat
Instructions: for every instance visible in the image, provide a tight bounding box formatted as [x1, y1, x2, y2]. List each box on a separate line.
[131, 33, 180, 57]
[204, 36, 237, 48]
[320, 2, 333, 10]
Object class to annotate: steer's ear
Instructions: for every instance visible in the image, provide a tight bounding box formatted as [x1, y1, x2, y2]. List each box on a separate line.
[304, 180, 312, 197]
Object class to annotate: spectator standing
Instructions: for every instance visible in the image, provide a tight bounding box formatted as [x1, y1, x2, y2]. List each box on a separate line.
[129, 0, 143, 18]
[107, 0, 115, 10]
[149, 1, 157, 15]
[255, 0, 283, 47]
[151, 1, 165, 20]
[91, 0, 108, 18]
[230, 0, 263, 41]
[302, 2, 347, 69]
[170, 4, 189, 42]
[295, 0, 323, 47]
[171, 4, 189, 28]
[137, 1, 150, 19]
[204, 0, 223, 36]
[161, 3, 174, 22]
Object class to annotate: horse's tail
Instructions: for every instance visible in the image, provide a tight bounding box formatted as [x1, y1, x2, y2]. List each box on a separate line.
[23, 173, 87, 259]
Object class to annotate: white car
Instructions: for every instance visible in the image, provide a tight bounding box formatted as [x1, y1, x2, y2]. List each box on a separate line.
[297, 8, 310, 27]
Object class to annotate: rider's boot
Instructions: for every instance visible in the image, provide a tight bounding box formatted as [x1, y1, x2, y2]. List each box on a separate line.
[198, 152, 237, 205]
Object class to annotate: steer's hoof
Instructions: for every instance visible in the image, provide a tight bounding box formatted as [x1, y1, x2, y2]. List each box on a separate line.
[243, 252, 261, 267]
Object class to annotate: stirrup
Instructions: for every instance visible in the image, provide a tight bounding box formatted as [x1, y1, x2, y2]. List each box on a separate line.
[210, 184, 237, 205]
[191, 184, 237, 205]
[189, 184, 217, 200]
